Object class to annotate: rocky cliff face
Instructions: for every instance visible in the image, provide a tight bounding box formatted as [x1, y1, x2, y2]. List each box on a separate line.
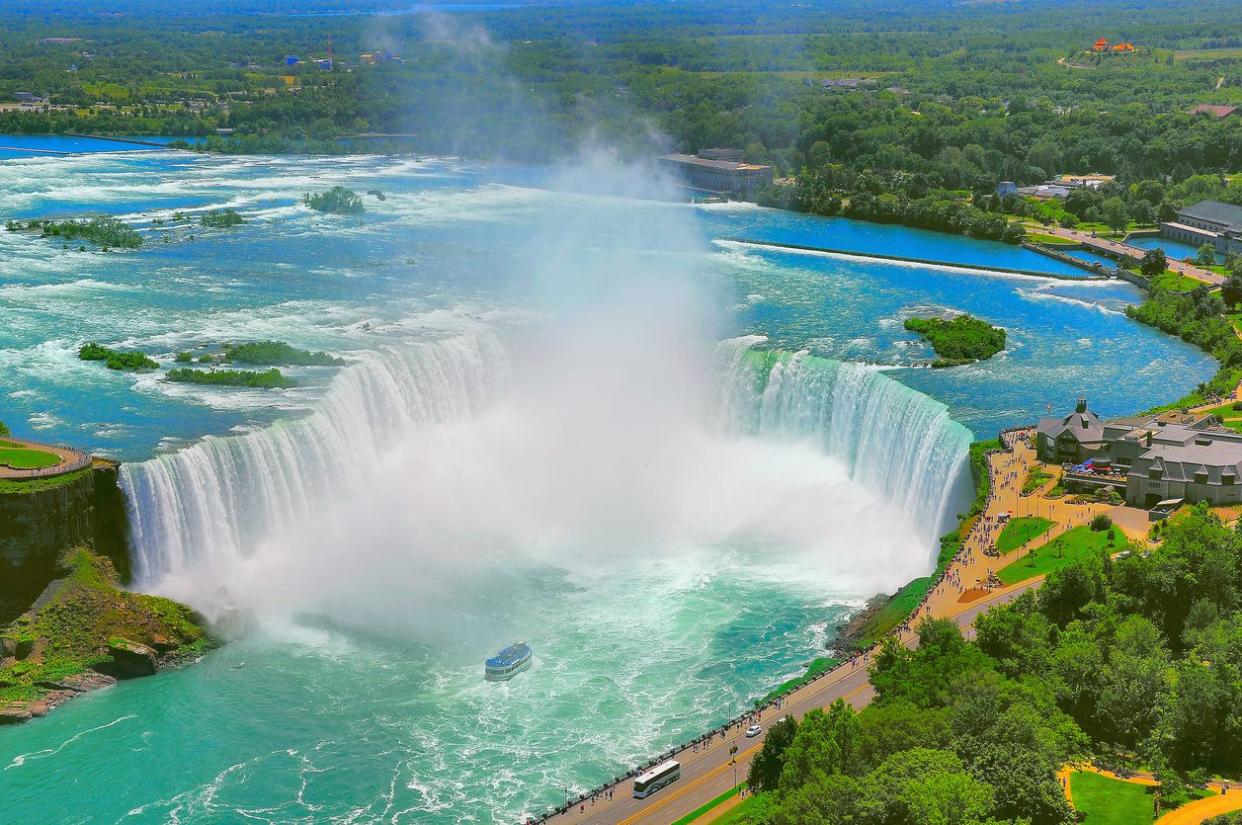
[0, 464, 131, 623]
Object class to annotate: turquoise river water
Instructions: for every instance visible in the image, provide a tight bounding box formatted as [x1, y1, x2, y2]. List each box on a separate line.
[0, 148, 1216, 823]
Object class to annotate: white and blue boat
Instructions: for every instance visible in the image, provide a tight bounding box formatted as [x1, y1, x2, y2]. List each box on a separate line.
[484, 642, 532, 681]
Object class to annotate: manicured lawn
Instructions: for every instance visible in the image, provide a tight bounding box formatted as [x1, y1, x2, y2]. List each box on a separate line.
[1070, 771, 1154, 825]
[0, 443, 61, 470]
[755, 657, 839, 707]
[1199, 400, 1242, 434]
[1022, 468, 1054, 495]
[1028, 233, 1080, 245]
[712, 791, 773, 824]
[1150, 270, 1210, 292]
[997, 526, 1121, 585]
[996, 516, 1055, 554]
[671, 783, 744, 825]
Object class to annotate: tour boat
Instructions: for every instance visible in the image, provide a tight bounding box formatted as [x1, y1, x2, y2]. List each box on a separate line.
[484, 642, 532, 681]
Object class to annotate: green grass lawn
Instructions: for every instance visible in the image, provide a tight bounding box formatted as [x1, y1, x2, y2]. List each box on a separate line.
[0, 443, 61, 470]
[1070, 771, 1155, 825]
[996, 516, 1055, 555]
[997, 526, 1121, 585]
[755, 657, 839, 707]
[1022, 468, 1054, 495]
[1199, 400, 1242, 433]
[711, 791, 773, 824]
[1150, 270, 1209, 292]
[671, 783, 744, 825]
[1028, 233, 1080, 246]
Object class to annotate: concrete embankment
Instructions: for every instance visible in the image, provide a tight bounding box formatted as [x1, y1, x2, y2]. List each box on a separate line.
[721, 237, 1110, 281]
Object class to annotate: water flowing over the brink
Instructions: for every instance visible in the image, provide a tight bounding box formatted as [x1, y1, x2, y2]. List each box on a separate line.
[122, 331, 974, 587]
[120, 331, 511, 584]
[714, 336, 974, 544]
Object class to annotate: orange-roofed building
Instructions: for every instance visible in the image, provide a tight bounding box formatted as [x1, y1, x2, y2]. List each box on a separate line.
[1112, 42, 1135, 52]
[1093, 38, 1109, 52]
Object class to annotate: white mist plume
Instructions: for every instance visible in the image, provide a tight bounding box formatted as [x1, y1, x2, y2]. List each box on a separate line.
[146, 153, 936, 640]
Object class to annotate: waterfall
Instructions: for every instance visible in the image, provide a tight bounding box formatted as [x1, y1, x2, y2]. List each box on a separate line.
[120, 331, 511, 584]
[714, 337, 974, 543]
[121, 331, 974, 586]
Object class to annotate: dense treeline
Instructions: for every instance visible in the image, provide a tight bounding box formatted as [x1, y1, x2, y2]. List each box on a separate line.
[1127, 285, 1242, 408]
[2, 0, 1241, 175]
[739, 506, 1242, 824]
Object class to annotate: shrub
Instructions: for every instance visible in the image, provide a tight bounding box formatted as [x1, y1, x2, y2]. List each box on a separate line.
[22, 216, 142, 249]
[78, 343, 157, 371]
[1091, 514, 1113, 532]
[174, 351, 193, 363]
[200, 208, 245, 228]
[165, 368, 295, 388]
[303, 186, 365, 215]
[224, 340, 345, 366]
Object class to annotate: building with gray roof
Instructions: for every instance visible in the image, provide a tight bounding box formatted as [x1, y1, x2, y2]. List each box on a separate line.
[1160, 199, 1242, 257]
[1039, 399, 1242, 507]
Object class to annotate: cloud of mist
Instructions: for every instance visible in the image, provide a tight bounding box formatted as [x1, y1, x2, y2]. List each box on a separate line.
[148, 17, 933, 644]
[156, 153, 930, 643]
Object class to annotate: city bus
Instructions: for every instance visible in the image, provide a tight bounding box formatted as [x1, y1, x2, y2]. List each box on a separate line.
[632, 760, 681, 798]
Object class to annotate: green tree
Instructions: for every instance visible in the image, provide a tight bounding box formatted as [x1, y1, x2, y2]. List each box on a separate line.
[779, 700, 862, 788]
[1101, 196, 1130, 234]
[1221, 272, 1242, 308]
[1196, 243, 1218, 267]
[749, 714, 798, 791]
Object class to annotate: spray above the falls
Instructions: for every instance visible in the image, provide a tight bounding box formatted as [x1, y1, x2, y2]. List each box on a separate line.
[714, 337, 974, 543]
[117, 155, 975, 625]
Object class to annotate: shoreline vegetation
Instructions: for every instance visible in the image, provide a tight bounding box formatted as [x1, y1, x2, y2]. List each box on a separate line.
[0, 547, 212, 724]
[737, 502, 1242, 824]
[6, 216, 142, 250]
[1127, 285, 1242, 412]
[904, 314, 1007, 368]
[200, 208, 244, 228]
[78, 342, 158, 371]
[166, 367, 295, 388]
[304, 186, 365, 215]
[79, 340, 343, 386]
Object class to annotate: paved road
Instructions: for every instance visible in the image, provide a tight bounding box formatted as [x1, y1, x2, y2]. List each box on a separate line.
[1032, 226, 1224, 285]
[539, 581, 1042, 825]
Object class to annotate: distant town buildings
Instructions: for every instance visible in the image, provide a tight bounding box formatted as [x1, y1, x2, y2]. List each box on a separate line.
[1017, 174, 1115, 200]
[1161, 200, 1242, 257]
[1092, 38, 1135, 53]
[1037, 399, 1242, 508]
[1187, 104, 1239, 119]
[658, 149, 774, 198]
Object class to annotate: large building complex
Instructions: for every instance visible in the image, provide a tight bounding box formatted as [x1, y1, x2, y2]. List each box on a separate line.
[658, 149, 774, 198]
[1037, 400, 1242, 507]
[1160, 199, 1242, 257]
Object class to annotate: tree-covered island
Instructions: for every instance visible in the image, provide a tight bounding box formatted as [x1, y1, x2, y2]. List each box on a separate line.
[904, 314, 1007, 367]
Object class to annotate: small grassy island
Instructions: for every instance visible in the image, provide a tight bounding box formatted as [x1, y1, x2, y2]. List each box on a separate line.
[78, 342, 158, 371]
[304, 186, 365, 215]
[166, 367, 296, 388]
[6, 216, 142, 250]
[225, 340, 346, 367]
[904, 313, 1007, 368]
[0, 547, 211, 723]
[200, 208, 245, 228]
